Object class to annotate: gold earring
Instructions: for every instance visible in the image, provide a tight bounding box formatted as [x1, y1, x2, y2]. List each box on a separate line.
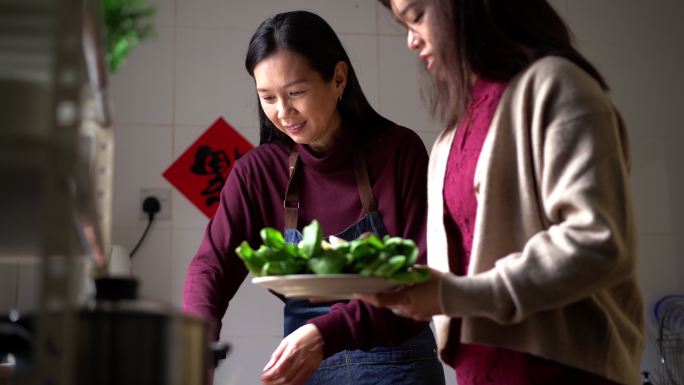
[338, 94, 342, 102]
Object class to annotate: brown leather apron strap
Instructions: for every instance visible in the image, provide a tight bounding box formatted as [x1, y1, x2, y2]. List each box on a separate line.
[353, 151, 377, 213]
[283, 151, 300, 230]
[282, 148, 377, 231]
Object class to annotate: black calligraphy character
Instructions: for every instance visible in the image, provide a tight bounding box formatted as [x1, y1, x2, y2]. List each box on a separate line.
[190, 145, 231, 207]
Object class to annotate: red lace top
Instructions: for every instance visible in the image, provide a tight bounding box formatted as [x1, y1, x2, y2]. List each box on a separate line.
[441, 78, 619, 385]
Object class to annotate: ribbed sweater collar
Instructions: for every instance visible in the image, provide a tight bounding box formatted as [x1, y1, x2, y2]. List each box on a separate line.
[295, 123, 356, 172]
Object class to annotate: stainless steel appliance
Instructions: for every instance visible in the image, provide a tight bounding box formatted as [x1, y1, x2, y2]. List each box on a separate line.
[0, 278, 229, 385]
[0, 0, 227, 383]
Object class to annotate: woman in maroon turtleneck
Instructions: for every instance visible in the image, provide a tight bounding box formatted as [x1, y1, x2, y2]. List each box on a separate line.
[363, 1, 644, 385]
[183, 10, 445, 385]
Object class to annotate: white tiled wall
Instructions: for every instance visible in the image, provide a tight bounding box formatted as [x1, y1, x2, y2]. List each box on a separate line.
[110, 27, 176, 126]
[176, 0, 377, 34]
[378, 35, 442, 136]
[174, 28, 255, 127]
[630, 138, 675, 234]
[112, 227, 174, 304]
[111, 124, 174, 229]
[2, 1, 682, 384]
[150, 0, 176, 28]
[343, 35, 381, 108]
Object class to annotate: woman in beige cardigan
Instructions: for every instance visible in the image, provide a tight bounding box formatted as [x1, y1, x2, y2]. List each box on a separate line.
[361, 0, 644, 384]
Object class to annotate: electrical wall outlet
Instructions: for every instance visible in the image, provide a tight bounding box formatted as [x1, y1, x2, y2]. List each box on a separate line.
[139, 188, 171, 220]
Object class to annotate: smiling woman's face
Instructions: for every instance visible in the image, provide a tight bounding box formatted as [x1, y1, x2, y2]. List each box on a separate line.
[390, 0, 439, 74]
[253, 49, 347, 154]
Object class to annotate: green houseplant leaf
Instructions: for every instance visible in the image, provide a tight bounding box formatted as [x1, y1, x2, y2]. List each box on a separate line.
[102, 0, 158, 72]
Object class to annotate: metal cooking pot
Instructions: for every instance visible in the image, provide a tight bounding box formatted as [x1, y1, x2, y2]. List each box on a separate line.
[0, 278, 229, 385]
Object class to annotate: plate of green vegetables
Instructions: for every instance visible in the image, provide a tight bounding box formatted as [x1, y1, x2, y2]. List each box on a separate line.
[236, 220, 430, 299]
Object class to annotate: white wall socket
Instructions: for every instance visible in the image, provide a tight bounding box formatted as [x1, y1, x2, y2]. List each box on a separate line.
[139, 188, 171, 220]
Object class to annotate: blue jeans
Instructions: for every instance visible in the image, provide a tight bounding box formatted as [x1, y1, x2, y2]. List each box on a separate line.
[308, 327, 445, 385]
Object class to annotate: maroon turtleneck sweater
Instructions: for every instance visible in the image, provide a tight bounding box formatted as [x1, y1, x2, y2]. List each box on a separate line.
[182, 122, 430, 356]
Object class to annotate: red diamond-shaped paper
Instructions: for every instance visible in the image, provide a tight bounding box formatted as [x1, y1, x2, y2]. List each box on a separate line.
[163, 117, 254, 218]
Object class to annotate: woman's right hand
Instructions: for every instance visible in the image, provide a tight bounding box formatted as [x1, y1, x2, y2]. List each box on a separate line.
[260, 324, 324, 385]
[356, 267, 444, 320]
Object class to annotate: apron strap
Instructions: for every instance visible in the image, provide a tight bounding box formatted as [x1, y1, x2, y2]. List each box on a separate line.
[283, 151, 300, 230]
[353, 151, 377, 213]
[282, 148, 378, 231]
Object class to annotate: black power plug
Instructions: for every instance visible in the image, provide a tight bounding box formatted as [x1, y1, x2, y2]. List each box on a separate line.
[130, 196, 161, 258]
[142, 196, 161, 220]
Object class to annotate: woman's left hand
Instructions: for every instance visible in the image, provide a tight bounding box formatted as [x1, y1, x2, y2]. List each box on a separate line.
[356, 267, 444, 320]
[260, 323, 324, 385]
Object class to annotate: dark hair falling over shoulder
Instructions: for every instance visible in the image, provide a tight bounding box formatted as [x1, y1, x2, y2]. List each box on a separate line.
[245, 10, 393, 145]
[379, 0, 607, 129]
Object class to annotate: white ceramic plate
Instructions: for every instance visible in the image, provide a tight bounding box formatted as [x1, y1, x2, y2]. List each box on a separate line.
[252, 274, 400, 300]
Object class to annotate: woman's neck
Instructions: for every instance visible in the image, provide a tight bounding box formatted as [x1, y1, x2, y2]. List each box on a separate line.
[307, 115, 343, 156]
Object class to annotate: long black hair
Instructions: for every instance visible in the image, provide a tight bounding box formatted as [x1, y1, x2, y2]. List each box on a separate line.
[245, 11, 392, 145]
[379, 0, 607, 128]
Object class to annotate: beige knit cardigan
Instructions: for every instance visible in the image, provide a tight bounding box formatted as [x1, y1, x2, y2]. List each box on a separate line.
[428, 56, 644, 385]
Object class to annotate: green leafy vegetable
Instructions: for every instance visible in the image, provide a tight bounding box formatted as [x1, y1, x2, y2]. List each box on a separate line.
[235, 220, 429, 284]
[261, 228, 285, 249]
[309, 249, 348, 275]
[300, 219, 322, 259]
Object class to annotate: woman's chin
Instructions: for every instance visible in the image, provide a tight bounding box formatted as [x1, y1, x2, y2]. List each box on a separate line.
[290, 136, 308, 145]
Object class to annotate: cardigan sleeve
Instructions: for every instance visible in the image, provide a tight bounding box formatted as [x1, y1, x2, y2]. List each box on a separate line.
[438, 57, 637, 324]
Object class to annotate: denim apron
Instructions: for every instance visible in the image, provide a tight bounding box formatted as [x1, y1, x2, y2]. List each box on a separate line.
[281, 150, 445, 385]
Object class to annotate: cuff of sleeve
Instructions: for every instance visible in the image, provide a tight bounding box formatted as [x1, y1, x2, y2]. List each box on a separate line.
[439, 269, 515, 323]
[307, 310, 352, 358]
[184, 305, 222, 340]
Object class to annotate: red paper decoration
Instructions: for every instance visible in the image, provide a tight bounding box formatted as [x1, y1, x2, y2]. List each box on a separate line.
[163, 117, 254, 218]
